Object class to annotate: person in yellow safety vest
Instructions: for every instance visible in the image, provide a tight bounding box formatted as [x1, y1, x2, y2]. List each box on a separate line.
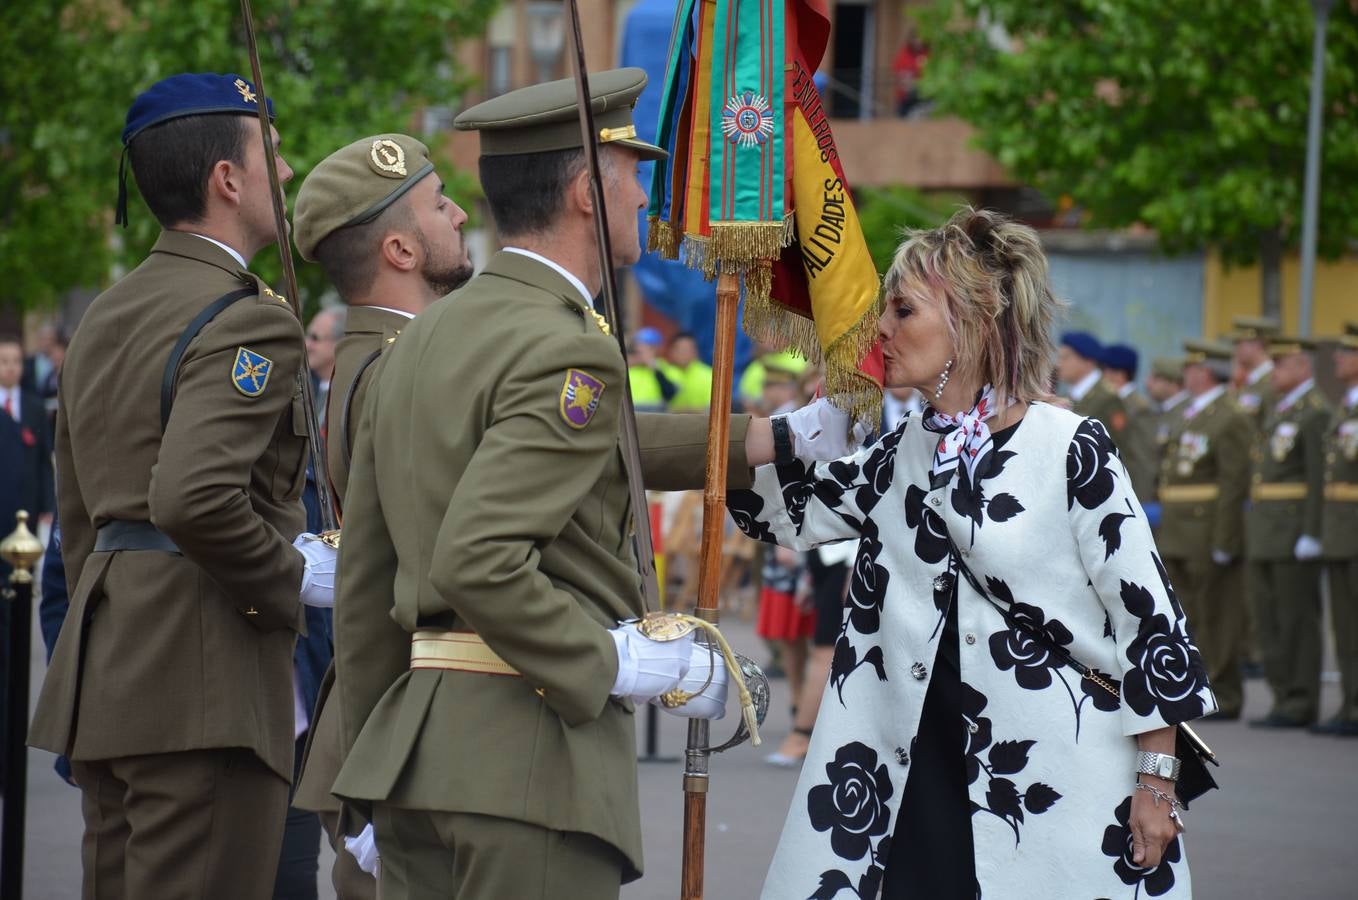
[739, 339, 809, 412]
[657, 331, 714, 412]
[627, 327, 675, 413]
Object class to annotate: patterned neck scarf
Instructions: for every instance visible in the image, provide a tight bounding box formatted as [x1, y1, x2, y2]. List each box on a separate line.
[922, 384, 1008, 484]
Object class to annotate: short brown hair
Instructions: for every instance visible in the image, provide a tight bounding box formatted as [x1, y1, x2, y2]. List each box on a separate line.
[312, 199, 416, 300]
[882, 207, 1064, 408]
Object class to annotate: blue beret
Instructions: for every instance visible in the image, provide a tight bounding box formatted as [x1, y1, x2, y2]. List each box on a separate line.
[1101, 343, 1138, 376]
[122, 72, 275, 146]
[1061, 330, 1102, 361]
[635, 327, 663, 346]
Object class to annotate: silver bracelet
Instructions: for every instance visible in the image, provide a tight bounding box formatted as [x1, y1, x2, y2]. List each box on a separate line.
[1134, 781, 1186, 833]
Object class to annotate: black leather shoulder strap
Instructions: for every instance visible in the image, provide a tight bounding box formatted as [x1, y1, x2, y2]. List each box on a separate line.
[160, 287, 257, 433]
[339, 346, 385, 468]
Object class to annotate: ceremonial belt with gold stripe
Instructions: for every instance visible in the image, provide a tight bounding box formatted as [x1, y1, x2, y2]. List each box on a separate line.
[1251, 482, 1308, 502]
[1159, 485, 1220, 503]
[410, 630, 519, 677]
[1324, 483, 1358, 502]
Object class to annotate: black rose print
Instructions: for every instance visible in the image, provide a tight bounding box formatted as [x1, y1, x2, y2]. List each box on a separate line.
[1121, 618, 1208, 725]
[903, 483, 949, 564]
[1097, 498, 1137, 561]
[963, 682, 1062, 845]
[810, 836, 893, 900]
[1101, 796, 1181, 896]
[808, 742, 894, 862]
[1068, 418, 1120, 511]
[727, 489, 776, 544]
[845, 520, 888, 636]
[854, 427, 902, 516]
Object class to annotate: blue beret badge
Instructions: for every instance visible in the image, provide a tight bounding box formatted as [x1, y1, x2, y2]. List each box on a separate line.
[559, 368, 605, 429]
[232, 347, 273, 398]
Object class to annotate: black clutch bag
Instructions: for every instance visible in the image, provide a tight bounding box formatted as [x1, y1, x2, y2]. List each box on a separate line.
[948, 541, 1220, 806]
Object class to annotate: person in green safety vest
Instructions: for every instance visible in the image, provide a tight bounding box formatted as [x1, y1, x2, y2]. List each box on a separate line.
[739, 338, 809, 412]
[657, 331, 714, 412]
[626, 327, 674, 413]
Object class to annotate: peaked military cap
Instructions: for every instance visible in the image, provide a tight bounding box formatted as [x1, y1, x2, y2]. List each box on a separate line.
[122, 73, 274, 146]
[1340, 322, 1358, 350]
[293, 134, 436, 262]
[1228, 315, 1281, 342]
[1182, 339, 1233, 363]
[1267, 335, 1317, 356]
[454, 67, 667, 161]
[1150, 357, 1184, 381]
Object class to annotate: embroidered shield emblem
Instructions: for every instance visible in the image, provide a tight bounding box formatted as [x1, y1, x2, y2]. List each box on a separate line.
[559, 368, 605, 429]
[232, 347, 273, 398]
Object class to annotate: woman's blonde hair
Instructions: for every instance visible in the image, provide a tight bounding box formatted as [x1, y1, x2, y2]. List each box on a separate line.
[882, 206, 1065, 408]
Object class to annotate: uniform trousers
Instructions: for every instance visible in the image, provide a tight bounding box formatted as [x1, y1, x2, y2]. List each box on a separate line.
[71, 747, 289, 900]
[1326, 560, 1358, 723]
[373, 807, 625, 900]
[1248, 559, 1322, 721]
[1165, 557, 1245, 717]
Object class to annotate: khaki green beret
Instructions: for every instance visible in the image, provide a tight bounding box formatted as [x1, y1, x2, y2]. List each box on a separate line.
[1267, 334, 1317, 356]
[293, 133, 436, 262]
[454, 67, 666, 161]
[1182, 339, 1233, 364]
[1228, 315, 1281, 342]
[1150, 357, 1184, 381]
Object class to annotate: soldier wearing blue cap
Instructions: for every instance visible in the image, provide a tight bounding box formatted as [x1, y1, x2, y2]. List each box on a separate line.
[1058, 331, 1136, 462]
[1100, 342, 1157, 502]
[29, 73, 335, 900]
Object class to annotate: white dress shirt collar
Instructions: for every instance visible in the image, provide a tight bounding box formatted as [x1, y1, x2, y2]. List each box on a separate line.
[1277, 378, 1315, 414]
[502, 247, 594, 308]
[363, 305, 416, 320]
[188, 233, 248, 269]
[1116, 382, 1136, 400]
[1346, 384, 1358, 411]
[1161, 390, 1190, 413]
[1069, 368, 1102, 402]
[1184, 384, 1226, 419]
[1247, 359, 1273, 387]
[0, 386, 18, 420]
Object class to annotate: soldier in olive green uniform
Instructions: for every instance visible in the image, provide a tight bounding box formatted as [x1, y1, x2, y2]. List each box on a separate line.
[1246, 336, 1330, 727]
[1101, 342, 1159, 504]
[1157, 341, 1251, 718]
[289, 134, 474, 897]
[1146, 356, 1189, 470]
[1059, 331, 1149, 496]
[329, 70, 853, 899]
[1316, 324, 1358, 736]
[28, 74, 336, 900]
[1230, 316, 1280, 428]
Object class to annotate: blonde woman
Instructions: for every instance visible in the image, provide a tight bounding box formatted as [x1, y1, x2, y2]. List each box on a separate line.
[729, 208, 1215, 899]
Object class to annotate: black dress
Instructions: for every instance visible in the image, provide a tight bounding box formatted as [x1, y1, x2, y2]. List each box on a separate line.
[881, 422, 1022, 900]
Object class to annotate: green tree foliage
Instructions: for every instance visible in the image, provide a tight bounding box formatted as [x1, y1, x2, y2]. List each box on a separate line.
[0, 0, 498, 314]
[917, 0, 1358, 313]
[855, 185, 967, 273]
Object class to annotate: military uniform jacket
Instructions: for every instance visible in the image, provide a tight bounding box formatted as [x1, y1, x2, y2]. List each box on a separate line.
[1321, 389, 1358, 559]
[30, 231, 308, 782]
[1076, 380, 1151, 503]
[330, 251, 751, 878]
[1119, 389, 1159, 504]
[326, 305, 409, 502]
[1158, 389, 1251, 560]
[1236, 370, 1274, 430]
[295, 304, 409, 814]
[1247, 385, 1330, 561]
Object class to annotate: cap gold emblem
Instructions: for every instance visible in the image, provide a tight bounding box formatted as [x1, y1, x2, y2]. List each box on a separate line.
[370, 139, 408, 178]
[234, 78, 257, 104]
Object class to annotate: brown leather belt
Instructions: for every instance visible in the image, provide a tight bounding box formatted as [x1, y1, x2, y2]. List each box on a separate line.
[410, 630, 519, 676]
[1159, 485, 1220, 503]
[1251, 482, 1308, 502]
[1324, 483, 1358, 502]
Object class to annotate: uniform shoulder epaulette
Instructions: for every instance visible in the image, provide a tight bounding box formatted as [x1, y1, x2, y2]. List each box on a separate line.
[238, 272, 293, 310]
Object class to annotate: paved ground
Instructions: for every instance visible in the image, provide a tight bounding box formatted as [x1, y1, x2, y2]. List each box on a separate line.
[12, 614, 1357, 899]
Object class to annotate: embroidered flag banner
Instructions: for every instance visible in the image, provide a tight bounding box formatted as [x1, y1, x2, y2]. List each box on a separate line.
[648, 0, 883, 422]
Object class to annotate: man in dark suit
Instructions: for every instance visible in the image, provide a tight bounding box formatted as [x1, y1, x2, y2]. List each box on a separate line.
[0, 334, 54, 524]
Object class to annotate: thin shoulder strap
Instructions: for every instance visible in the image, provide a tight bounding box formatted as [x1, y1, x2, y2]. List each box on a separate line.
[160, 287, 257, 433]
[339, 346, 385, 469]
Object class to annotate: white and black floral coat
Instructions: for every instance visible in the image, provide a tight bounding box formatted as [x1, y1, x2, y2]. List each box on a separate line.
[729, 402, 1216, 900]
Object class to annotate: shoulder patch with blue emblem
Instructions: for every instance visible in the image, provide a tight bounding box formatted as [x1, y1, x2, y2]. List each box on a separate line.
[559, 368, 605, 429]
[232, 347, 273, 397]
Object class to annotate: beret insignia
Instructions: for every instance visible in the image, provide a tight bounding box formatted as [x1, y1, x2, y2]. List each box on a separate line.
[232, 347, 273, 398]
[370, 139, 407, 178]
[559, 368, 605, 429]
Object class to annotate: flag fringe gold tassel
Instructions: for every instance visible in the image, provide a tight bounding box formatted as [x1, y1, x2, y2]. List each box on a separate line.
[647, 216, 682, 259]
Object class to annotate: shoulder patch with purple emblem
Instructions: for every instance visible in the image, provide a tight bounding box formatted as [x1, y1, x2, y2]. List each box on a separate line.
[559, 368, 606, 429]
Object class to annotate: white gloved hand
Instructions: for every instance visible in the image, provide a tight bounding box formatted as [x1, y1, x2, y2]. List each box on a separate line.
[1210, 549, 1232, 567]
[653, 640, 729, 720]
[779, 397, 871, 465]
[295, 533, 337, 608]
[609, 623, 693, 704]
[1294, 534, 1323, 561]
[343, 824, 379, 875]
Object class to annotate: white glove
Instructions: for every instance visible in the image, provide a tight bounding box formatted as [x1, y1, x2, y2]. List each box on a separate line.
[653, 640, 729, 720]
[1294, 534, 1323, 561]
[609, 623, 693, 704]
[343, 824, 379, 875]
[295, 533, 337, 608]
[779, 397, 870, 465]
[1210, 549, 1232, 567]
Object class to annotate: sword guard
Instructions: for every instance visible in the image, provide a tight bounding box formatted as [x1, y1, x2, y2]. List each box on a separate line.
[706, 652, 770, 754]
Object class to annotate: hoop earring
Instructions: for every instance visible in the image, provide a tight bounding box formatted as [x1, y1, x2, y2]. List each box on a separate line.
[933, 358, 954, 401]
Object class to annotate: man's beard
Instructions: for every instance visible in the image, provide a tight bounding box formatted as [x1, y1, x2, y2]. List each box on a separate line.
[418, 228, 473, 297]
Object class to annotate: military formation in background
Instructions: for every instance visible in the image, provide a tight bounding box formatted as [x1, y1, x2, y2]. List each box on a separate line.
[1059, 317, 1358, 738]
